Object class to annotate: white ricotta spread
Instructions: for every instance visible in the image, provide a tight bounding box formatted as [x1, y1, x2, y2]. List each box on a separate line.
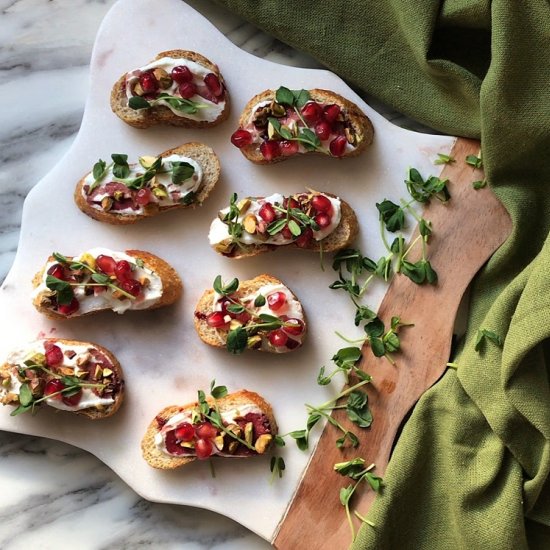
[83, 154, 203, 214]
[154, 404, 263, 457]
[125, 56, 225, 122]
[32, 247, 163, 315]
[1, 340, 115, 412]
[208, 193, 341, 247]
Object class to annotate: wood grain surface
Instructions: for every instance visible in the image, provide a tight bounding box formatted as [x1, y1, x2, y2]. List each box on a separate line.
[273, 138, 513, 549]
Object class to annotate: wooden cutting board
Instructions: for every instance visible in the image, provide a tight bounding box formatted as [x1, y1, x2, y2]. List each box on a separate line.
[274, 137, 512, 548]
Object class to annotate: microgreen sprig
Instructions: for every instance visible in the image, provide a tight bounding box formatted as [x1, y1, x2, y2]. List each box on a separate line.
[334, 458, 383, 540]
[47, 252, 136, 304]
[129, 93, 208, 114]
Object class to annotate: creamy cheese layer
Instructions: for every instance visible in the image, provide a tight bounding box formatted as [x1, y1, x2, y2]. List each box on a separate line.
[208, 193, 341, 247]
[83, 154, 203, 214]
[1, 341, 115, 412]
[154, 403, 263, 457]
[125, 56, 225, 122]
[32, 247, 163, 315]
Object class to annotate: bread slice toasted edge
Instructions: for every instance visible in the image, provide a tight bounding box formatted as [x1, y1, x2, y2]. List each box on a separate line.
[110, 49, 230, 129]
[237, 88, 374, 164]
[220, 197, 359, 260]
[194, 274, 307, 351]
[74, 142, 221, 225]
[0, 338, 124, 420]
[141, 389, 278, 470]
[32, 250, 182, 320]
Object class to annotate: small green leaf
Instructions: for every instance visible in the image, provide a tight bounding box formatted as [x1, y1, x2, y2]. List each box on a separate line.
[180, 191, 197, 205]
[317, 366, 331, 385]
[346, 391, 373, 428]
[18, 383, 34, 407]
[210, 382, 228, 399]
[91, 273, 110, 285]
[424, 261, 438, 284]
[92, 159, 107, 180]
[10, 404, 33, 417]
[434, 153, 455, 165]
[365, 472, 384, 492]
[254, 294, 266, 307]
[213, 275, 223, 295]
[292, 89, 311, 108]
[275, 86, 295, 106]
[419, 218, 432, 238]
[274, 435, 286, 447]
[465, 154, 483, 169]
[355, 306, 376, 326]
[45, 275, 74, 305]
[128, 96, 151, 110]
[307, 412, 322, 431]
[384, 331, 400, 353]
[171, 161, 195, 184]
[289, 429, 308, 451]
[267, 218, 288, 236]
[334, 457, 367, 479]
[52, 252, 69, 264]
[340, 484, 354, 506]
[227, 303, 245, 314]
[226, 327, 248, 355]
[370, 337, 386, 357]
[364, 318, 384, 338]
[472, 179, 487, 190]
[376, 200, 405, 232]
[299, 128, 321, 151]
[475, 329, 504, 352]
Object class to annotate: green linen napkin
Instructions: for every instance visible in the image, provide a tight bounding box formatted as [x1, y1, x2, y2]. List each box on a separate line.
[213, 0, 550, 548]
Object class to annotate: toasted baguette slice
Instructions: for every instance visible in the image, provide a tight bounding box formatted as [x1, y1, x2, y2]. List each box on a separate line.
[74, 143, 220, 225]
[32, 248, 182, 320]
[111, 49, 229, 129]
[142, 389, 277, 469]
[194, 274, 306, 353]
[0, 338, 124, 420]
[233, 88, 373, 164]
[209, 192, 359, 259]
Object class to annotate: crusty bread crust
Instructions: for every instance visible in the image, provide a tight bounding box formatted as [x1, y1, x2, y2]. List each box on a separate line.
[74, 142, 220, 225]
[111, 49, 230, 129]
[237, 88, 374, 164]
[0, 338, 124, 420]
[141, 389, 277, 470]
[32, 250, 182, 320]
[194, 274, 306, 351]
[219, 198, 359, 259]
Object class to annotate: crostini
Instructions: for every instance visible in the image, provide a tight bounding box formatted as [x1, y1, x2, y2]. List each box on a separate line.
[0, 338, 124, 419]
[75, 143, 220, 225]
[142, 388, 277, 469]
[208, 191, 358, 258]
[32, 248, 182, 319]
[230, 86, 373, 163]
[111, 49, 229, 128]
[194, 274, 306, 354]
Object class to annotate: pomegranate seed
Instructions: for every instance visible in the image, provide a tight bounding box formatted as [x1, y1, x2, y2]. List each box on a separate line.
[171, 65, 193, 84]
[62, 389, 83, 407]
[45, 344, 63, 367]
[196, 85, 219, 104]
[269, 329, 288, 348]
[44, 379, 65, 399]
[295, 228, 313, 248]
[135, 188, 153, 206]
[204, 73, 223, 97]
[315, 212, 332, 229]
[47, 263, 65, 280]
[259, 202, 276, 223]
[267, 291, 287, 311]
[165, 430, 186, 455]
[236, 311, 252, 325]
[311, 194, 333, 214]
[283, 197, 299, 210]
[175, 423, 195, 442]
[260, 140, 281, 161]
[178, 82, 197, 99]
[206, 311, 229, 328]
[323, 104, 341, 123]
[58, 297, 79, 316]
[282, 317, 305, 336]
[196, 422, 218, 440]
[195, 438, 213, 460]
[315, 121, 332, 140]
[115, 260, 133, 282]
[330, 135, 348, 157]
[231, 129, 253, 148]
[279, 140, 299, 156]
[120, 279, 142, 297]
[301, 101, 323, 123]
[96, 255, 117, 275]
[139, 72, 158, 94]
[285, 338, 300, 350]
[281, 224, 294, 240]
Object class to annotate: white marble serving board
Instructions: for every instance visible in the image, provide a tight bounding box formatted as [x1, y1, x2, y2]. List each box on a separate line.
[0, 0, 455, 542]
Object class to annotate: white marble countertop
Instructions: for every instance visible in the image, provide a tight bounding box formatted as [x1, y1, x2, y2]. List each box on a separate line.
[0, 1, 428, 548]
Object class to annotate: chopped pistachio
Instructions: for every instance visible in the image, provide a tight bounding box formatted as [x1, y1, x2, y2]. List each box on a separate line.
[254, 434, 273, 454]
[243, 214, 257, 234]
[133, 82, 145, 96]
[230, 319, 243, 331]
[152, 68, 172, 89]
[213, 435, 225, 451]
[102, 368, 113, 377]
[237, 198, 251, 214]
[152, 186, 168, 199]
[26, 353, 46, 366]
[247, 335, 262, 350]
[139, 156, 158, 169]
[80, 253, 96, 271]
[1, 378, 10, 388]
[244, 422, 254, 447]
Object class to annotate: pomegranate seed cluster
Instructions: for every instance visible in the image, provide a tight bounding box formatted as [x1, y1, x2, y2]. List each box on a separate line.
[204, 284, 306, 352]
[0, 341, 120, 411]
[231, 93, 358, 161]
[128, 62, 226, 106]
[159, 410, 272, 459]
[42, 251, 149, 317]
